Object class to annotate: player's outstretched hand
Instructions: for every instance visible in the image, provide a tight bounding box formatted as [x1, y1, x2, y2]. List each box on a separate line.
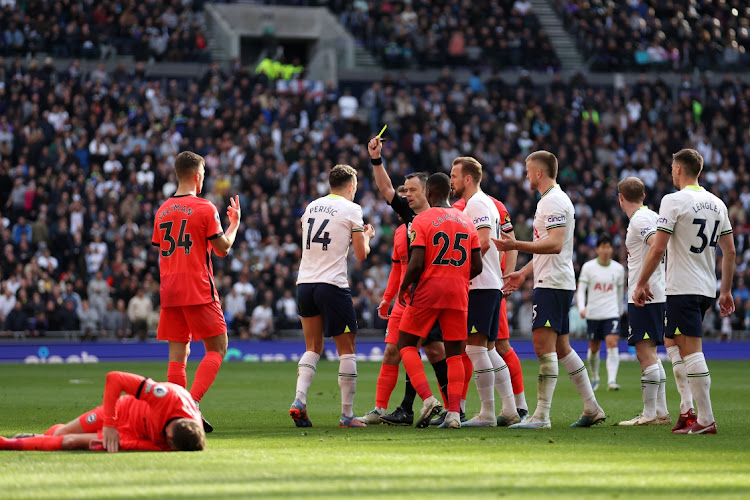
[226, 195, 241, 224]
[501, 271, 524, 294]
[102, 426, 120, 453]
[377, 299, 390, 320]
[364, 224, 375, 239]
[632, 283, 653, 307]
[718, 291, 735, 317]
[491, 232, 517, 252]
[368, 137, 383, 159]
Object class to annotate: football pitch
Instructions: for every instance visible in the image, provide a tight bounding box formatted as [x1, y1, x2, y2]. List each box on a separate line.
[1, 360, 749, 499]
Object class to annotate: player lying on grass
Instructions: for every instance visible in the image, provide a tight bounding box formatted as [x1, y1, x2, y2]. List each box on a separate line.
[0, 371, 205, 452]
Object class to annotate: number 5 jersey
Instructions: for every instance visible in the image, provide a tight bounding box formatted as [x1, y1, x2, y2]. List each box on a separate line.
[297, 194, 365, 288]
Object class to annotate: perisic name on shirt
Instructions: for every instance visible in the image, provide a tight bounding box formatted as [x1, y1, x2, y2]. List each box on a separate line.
[308, 204, 338, 216]
[432, 212, 469, 228]
[158, 204, 195, 220]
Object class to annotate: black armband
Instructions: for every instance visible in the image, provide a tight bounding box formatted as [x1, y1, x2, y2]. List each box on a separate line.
[370, 157, 383, 165]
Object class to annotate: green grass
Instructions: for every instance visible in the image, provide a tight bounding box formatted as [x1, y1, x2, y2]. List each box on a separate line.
[1, 360, 749, 499]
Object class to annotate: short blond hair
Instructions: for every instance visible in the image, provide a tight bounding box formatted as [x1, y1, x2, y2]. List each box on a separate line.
[452, 157, 482, 185]
[526, 150, 558, 179]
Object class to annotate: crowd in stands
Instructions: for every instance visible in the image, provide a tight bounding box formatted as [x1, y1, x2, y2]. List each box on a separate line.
[557, 0, 750, 72]
[340, 0, 559, 71]
[1, 0, 211, 62]
[1, 53, 750, 341]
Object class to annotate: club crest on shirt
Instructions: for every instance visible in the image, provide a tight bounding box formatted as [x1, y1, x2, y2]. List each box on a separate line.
[153, 385, 168, 398]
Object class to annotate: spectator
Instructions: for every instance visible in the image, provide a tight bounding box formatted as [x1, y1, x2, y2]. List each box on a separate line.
[78, 299, 100, 341]
[5, 301, 28, 336]
[250, 291, 274, 340]
[127, 289, 152, 341]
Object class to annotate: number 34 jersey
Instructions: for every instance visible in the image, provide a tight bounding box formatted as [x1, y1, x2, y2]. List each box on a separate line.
[297, 194, 365, 289]
[656, 185, 733, 297]
[152, 194, 224, 307]
[409, 207, 480, 311]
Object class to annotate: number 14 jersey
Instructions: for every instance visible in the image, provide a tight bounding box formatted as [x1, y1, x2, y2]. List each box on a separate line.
[297, 194, 365, 289]
[152, 194, 224, 307]
[656, 185, 732, 297]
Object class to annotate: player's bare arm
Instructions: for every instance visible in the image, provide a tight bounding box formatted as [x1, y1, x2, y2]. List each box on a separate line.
[398, 246, 425, 306]
[477, 226, 491, 256]
[492, 226, 565, 255]
[717, 232, 736, 316]
[352, 224, 375, 261]
[633, 230, 669, 306]
[501, 229, 518, 295]
[367, 137, 396, 203]
[469, 248, 483, 280]
[502, 260, 533, 294]
[210, 195, 241, 257]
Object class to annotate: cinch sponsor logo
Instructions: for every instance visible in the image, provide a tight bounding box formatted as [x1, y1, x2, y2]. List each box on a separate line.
[547, 215, 566, 223]
[657, 217, 668, 224]
[639, 228, 651, 236]
[473, 215, 489, 224]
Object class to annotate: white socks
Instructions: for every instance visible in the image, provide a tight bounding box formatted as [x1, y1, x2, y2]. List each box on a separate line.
[338, 354, 358, 418]
[667, 345, 694, 414]
[606, 347, 620, 384]
[684, 352, 714, 425]
[560, 350, 599, 414]
[535, 352, 558, 421]
[656, 359, 668, 417]
[295, 351, 320, 404]
[465, 345, 495, 417]
[586, 348, 600, 382]
[515, 392, 528, 412]
[641, 363, 660, 420]
[488, 348, 517, 418]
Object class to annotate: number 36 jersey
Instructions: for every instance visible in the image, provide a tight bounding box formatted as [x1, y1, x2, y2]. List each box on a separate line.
[656, 186, 732, 297]
[297, 194, 365, 289]
[152, 194, 224, 307]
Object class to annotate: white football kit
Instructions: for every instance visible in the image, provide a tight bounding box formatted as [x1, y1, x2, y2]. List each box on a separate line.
[297, 194, 364, 288]
[533, 185, 576, 290]
[656, 186, 732, 297]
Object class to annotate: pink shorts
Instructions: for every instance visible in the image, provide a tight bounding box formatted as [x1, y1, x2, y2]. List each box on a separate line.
[157, 301, 227, 342]
[399, 306, 467, 342]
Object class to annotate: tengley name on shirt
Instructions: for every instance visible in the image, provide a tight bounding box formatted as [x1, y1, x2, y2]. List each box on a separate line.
[158, 204, 195, 220]
[691, 201, 720, 214]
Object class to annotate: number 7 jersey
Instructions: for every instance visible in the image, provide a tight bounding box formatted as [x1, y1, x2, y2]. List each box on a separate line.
[152, 194, 224, 307]
[297, 194, 365, 288]
[656, 185, 732, 297]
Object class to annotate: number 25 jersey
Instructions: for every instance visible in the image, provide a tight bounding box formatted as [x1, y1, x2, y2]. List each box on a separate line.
[152, 194, 224, 307]
[656, 185, 732, 297]
[297, 194, 365, 289]
[409, 207, 480, 311]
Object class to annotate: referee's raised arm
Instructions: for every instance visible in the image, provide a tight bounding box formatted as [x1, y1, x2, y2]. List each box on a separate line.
[367, 136, 396, 203]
